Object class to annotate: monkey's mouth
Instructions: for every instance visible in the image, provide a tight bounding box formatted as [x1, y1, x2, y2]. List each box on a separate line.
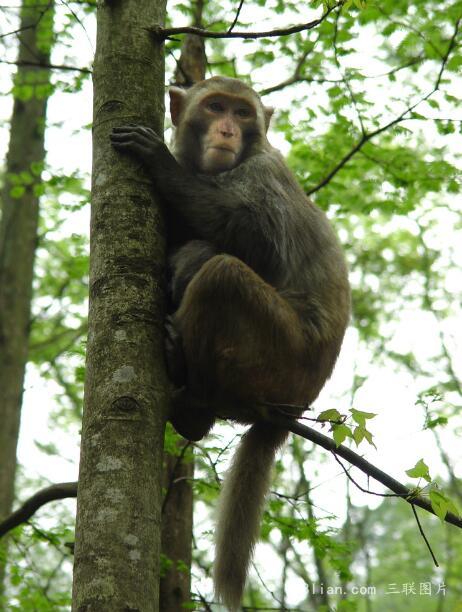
[207, 145, 237, 154]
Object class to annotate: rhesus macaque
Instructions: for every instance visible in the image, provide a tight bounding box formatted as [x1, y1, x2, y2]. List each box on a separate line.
[111, 76, 350, 611]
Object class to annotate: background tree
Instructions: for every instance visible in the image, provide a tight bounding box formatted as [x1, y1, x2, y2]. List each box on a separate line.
[0, 0, 54, 595]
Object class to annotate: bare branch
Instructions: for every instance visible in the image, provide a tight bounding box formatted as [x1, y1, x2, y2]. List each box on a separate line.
[411, 504, 439, 567]
[150, 4, 340, 41]
[0, 482, 77, 538]
[228, 0, 245, 34]
[0, 24, 35, 39]
[259, 37, 320, 96]
[435, 11, 462, 90]
[0, 58, 91, 73]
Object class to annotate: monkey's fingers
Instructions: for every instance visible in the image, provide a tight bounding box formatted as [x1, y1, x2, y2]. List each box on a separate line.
[110, 129, 149, 143]
[110, 127, 165, 160]
[110, 132, 155, 161]
[111, 125, 161, 140]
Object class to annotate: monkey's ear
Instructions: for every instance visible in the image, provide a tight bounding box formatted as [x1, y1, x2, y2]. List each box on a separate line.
[169, 86, 187, 127]
[264, 106, 274, 132]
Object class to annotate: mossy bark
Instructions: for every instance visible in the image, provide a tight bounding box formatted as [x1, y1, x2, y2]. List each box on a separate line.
[72, 1, 168, 609]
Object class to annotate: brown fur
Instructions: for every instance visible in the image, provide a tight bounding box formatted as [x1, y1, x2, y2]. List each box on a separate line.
[110, 76, 350, 610]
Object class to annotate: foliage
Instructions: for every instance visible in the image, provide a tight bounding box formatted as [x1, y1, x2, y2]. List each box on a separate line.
[347, 496, 462, 611]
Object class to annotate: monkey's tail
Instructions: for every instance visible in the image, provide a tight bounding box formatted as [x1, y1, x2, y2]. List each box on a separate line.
[213, 422, 288, 611]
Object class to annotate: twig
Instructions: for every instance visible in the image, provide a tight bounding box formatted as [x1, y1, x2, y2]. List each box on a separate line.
[228, 0, 245, 33]
[259, 38, 320, 96]
[412, 504, 439, 567]
[0, 58, 91, 73]
[332, 451, 408, 498]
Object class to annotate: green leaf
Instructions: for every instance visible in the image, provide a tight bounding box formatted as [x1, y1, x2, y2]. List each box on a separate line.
[333, 424, 352, 446]
[10, 185, 26, 198]
[353, 425, 365, 445]
[351, 408, 376, 427]
[425, 416, 448, 429]
[429, 489, 449, 521]
[406, 459, 431, 483]
[363, 428, 376, 448]
[318, 408, 342, 422]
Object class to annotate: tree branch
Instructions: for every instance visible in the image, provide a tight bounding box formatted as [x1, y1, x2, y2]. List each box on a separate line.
[228, 0, 245, 33]
[259, 37, 320, 96]
[0, 58, 91, 73]
[150, 4, 339, 41]
[2, 407, 462, 539]
[265, 411, 462, 530]
[0, 482, 77, 537]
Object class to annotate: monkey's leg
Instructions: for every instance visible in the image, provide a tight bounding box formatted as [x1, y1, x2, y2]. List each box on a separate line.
[167, 241, 218, 440]
[175, 254, 312, 419]
[169, 240, 217, 307]
[166, 324, 217, 441]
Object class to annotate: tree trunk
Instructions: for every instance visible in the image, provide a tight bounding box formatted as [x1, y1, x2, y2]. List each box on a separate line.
[0, 1, 54, 594]
[160, 441, 194, 610]
[72, 1, 167, 610]
[159, 25, 207, 611]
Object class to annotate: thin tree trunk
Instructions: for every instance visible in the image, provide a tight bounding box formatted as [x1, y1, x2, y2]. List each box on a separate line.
[0, 1, 54, 594]
[72, 1, 167, 610]
[159, 21, 207, 610]
[160, 442, 194, 610]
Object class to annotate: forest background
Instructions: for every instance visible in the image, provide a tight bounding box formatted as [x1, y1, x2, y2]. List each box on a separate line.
[0, 0, 461, 610]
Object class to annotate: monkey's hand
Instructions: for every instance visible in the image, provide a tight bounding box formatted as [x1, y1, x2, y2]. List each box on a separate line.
[110, 125, 172, 169]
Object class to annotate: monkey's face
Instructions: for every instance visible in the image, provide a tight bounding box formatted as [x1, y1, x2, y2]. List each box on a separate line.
[169, 79, 273, 175]
[197, 94, 257, 174]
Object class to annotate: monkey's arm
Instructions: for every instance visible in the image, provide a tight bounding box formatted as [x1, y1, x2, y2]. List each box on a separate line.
[111, 125, 292, 275]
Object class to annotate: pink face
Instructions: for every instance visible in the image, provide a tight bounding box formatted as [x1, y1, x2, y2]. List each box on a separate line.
[198, 94, 257, 174]
[170, 84, 273, 175]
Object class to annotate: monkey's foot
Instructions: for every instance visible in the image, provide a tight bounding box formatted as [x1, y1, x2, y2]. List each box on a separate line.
[165, 315, 187, 388]
[170, 387, 216, 441]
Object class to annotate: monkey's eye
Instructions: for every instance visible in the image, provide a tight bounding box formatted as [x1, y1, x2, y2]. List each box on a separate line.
[208, 101, 225, 113]
[236, 107, 251, 118]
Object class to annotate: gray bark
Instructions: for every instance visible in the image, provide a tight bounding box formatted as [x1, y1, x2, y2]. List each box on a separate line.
[0, 1, 53, 594]
[72, 1, 168, 610]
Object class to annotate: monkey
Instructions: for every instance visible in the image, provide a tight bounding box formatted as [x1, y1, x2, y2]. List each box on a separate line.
[110, 76, 350, 611]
